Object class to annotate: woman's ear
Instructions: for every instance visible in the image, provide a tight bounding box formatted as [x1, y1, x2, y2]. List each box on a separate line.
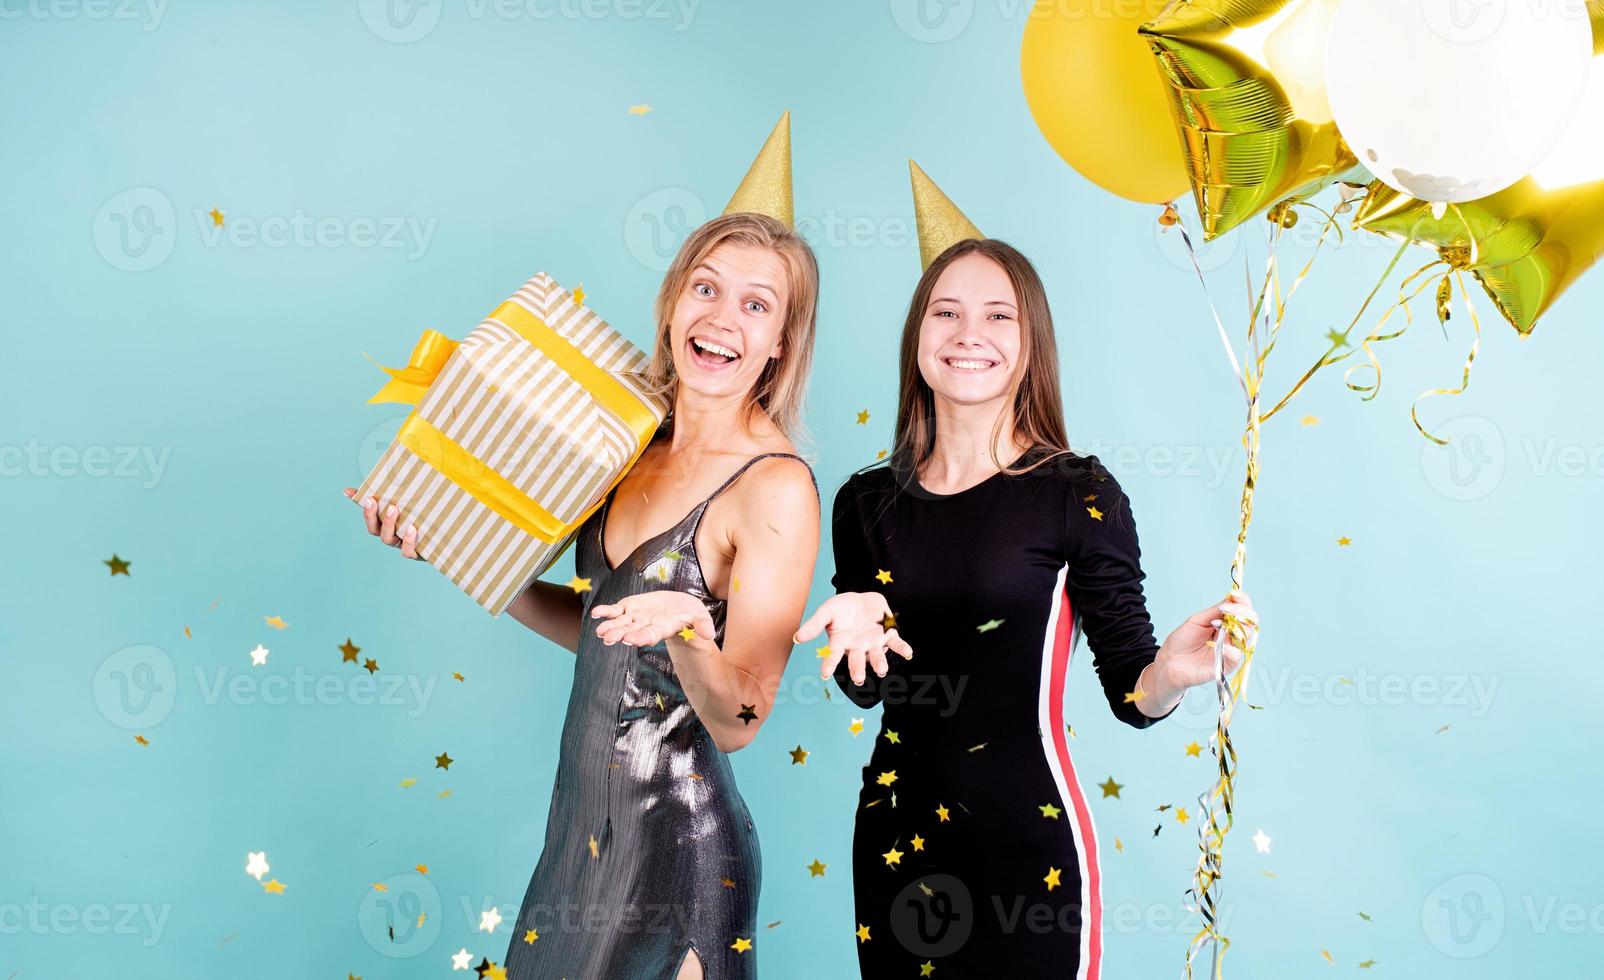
[769, 339, 783, 359]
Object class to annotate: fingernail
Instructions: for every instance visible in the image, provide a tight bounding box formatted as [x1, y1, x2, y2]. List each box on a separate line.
[342, 488, 354, 498]
[362, 497, 375, 510]
[405, 525, 416, 538]
[386, 505, 397, 519]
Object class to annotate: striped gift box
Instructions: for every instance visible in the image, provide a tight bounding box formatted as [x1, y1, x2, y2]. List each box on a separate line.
[356, 272, 671, 614]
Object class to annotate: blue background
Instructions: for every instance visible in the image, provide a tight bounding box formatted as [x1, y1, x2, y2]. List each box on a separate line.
[2, 0, 1600, 976]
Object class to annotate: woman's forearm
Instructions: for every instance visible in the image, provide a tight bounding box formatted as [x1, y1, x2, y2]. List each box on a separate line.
[1134, 660, 1186, 719]
[664, 633, 773, 752]
[504, 581, 586, 654]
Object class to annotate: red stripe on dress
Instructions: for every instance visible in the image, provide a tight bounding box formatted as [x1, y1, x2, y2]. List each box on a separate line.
[1050, 592, 1102, 979]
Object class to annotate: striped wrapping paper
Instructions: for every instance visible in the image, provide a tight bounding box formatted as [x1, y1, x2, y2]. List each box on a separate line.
[356, 272, 671, 615]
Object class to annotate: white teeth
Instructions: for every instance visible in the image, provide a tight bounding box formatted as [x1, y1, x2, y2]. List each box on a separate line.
[945, 358, 995, 371]
[693, 337, 740, 360]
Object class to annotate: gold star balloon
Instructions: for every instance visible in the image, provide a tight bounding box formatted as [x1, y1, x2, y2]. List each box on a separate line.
[1353, 6, 1604, 335]
[1139, 0, 1368, 240]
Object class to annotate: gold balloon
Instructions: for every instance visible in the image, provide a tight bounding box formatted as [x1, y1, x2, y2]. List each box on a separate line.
[1139, 0, 1368, 240]
[1353, 4, 1604, 335]
[1021, 0, 1189, 204]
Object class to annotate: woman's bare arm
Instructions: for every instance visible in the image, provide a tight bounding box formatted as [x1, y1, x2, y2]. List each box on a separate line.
[503, 581, 586, 654]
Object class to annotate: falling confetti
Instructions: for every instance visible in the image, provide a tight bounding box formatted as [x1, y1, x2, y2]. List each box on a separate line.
[874, 569, 893, 584]
[849, 718, 865, 737]
[856, 409, 870, 425]
[1098, 777, 1123, 799]
[628, 104, 652, 115]
[249, 644, 269, 666]
[478, 908, 502, 932]
[1253, 829, 1272, 853]
[1044, 867, 1062, 891]
[1337, 536, 1352, 547]
[133, 734, 149, 746]
[435, 752, 453, 771]
[789, 745, 809, 765]
[245, 852, 269, 880]
[264, 615, 288, 630]
[103, 554, 131, 576]
[1301, 415, 1321, 426]
[1087, 506, 1104, 521]
[339, 638, 361, 663]
[730, 937, 753, 953]
[806, 859, 826, 877]
[568, 577, 592, 594]
[209, 207, 225, 226]
[262, 879, 285, 895]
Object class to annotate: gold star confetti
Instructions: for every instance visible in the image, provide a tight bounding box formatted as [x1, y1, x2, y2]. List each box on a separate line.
[881, 612, 898, 630]
[371, 882, 388, 892]
[1358, 911, 1373, 922]
[1098, 777, 1122, 798]
[572, 285, 586, 306]
[399, 777, 417, 788]
[1325, 327, 1349, 347]
[876, 770, 897, 786]
[1338, 536, 1352, 546]
[875, 568, 893, 584]
[1039, 803, 1062, 819]
[730, 937, 753, 953]
[628, 104, 652, 115]
[438, 789, 452, 799]
[183, 626, 192, 639]
[876, 449, 888, 460]
[588, 835, 599, 859]
[807, 859, 826, 877]
[884, 730, 900, 744]
[416, 864, 429, 874]
[435, 752, 453, 770]
[655, 693, 666, 712]
[363, 657, 379, 674]
[1301, 415, 1321, 426]
[1123, 688, 1145, 704]
[1044, 867, 1062, 891]
[910, 834, 925, 852]
[1114, 836, 1124, 853]
[264, 615, 288, 630]
[849, 718, 865, 736]
[523, 929, 538, 945]
[815, 644, 832, 660]
[1320, 949, 1334, 964]
[882, 845, 904, 867]
[732, 575, 742, 592]
[935, 804, 950, 822]
[737, 704, 758, 725]
[104, 554, 131, 575]
[1087, 506, 1104, 521]
[339, 638, 360, 663]
[977, 619, 1003, 633]
[262, 879, 285, 894]
[920, 962, 935, 977]
[856, 409, 870, 425]
[453, 672, 465, 682]
[720, 877, 735, 888]
[485, 965, 507, 980]
[1359, 959, 1377, 968]
[1082, 493, 1098, 503]
[856, 923, 871, 943]
[568, 576, 592, 594]
[133, 734, 149, 746]
[678, 626, 698, 642]
[208, 207, 225, 226]
[1185, 741, 1203, 757]
[1176, 807, 1190, 825]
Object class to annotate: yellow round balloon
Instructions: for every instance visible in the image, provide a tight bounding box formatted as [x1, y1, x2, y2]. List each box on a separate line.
[1020, 0, 1188, 205]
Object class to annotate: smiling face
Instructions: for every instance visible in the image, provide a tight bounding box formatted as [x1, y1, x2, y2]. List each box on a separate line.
[666, 242, 790, 403]
[915, 252, 1024, 409]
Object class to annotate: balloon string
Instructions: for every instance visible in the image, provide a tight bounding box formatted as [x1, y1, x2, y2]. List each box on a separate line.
[1411, 271, 1484, 444]
[1341, 260, 1446, 399]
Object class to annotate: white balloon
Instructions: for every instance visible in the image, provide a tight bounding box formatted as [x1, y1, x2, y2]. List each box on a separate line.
[1326, 0, 1594, 203]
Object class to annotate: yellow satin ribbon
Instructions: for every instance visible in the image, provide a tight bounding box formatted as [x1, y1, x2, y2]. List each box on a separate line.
[367, 301, 659, 544]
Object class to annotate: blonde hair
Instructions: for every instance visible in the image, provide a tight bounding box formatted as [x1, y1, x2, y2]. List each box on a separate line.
[645, 212, 819, 439]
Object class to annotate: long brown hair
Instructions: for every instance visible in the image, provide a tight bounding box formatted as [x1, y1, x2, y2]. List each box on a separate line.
[645, 212, 820, 440]
[888, 238, 1073, 479]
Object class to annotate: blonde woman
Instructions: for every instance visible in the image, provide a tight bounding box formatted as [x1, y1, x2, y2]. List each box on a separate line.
[345, 121, 820, 979]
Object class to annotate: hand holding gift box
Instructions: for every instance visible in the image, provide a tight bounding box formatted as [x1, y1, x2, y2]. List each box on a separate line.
[353, 272, 671, 615]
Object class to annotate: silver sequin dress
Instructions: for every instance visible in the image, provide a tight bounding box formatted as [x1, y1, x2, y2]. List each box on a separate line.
[505, 452, 816, 980]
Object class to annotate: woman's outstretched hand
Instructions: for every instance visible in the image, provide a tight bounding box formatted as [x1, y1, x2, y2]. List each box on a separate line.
[591, 590, 716, 648]
[1154, 588, 1260, 693]
[342, 487, 423, 560]
[796, 592, 912, 686]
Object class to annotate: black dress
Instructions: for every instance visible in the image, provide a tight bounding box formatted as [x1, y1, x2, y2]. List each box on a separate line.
[504, 452, 816, 980]
[830, 449, 1176, 980]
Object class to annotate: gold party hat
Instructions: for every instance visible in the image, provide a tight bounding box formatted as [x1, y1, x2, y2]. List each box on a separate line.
[723, 111, 794, 228]
[910, 160, 983, 269]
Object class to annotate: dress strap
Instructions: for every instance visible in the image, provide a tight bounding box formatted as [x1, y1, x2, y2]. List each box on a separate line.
[700, 452, 816, 510]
